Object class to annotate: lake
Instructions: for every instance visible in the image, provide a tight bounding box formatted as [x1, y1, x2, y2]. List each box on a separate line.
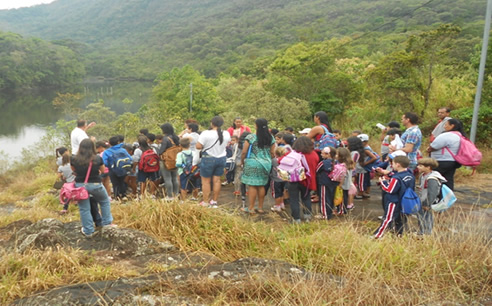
[0, 80, 153, 163]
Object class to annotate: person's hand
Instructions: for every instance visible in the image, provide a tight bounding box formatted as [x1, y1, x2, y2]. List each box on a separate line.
[87, 122, 96, 129]
[422, 206, 430, 211]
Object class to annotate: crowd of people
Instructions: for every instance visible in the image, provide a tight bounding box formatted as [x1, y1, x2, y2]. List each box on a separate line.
[56, 107, 467, 239]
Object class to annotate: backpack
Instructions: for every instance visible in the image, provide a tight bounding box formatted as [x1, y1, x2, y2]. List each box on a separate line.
[443, 131, 482, 167]
[181, 152, 194, 176]
[363, 148, 381, 172]
[328, 163, 347, 182]
[139, 149, 160, 173]
[431, 182, 457, 212]
[111, 149, 132, 177]
[160, 137, 182, 170]
[277, 151, 309, 182]
[314, 125, 337, 151]
[399, 178, 421, 215]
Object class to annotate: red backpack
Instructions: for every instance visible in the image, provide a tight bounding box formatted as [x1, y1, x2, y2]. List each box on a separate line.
[139, 149, 160, 173]
[444, 131, 482, 167]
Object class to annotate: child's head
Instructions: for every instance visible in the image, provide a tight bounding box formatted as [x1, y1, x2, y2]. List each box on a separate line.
[282, 133, 295, 146]
[123, 143, 134, 155]
[357, 134, 369, 144]
[284, 126, 294, 134]
[147, 133, 156, 143]
[321, 147, 336, 160]
[387, 121, 400, 129]
[274, 146, 287, 158]
[179, 137, 191, 149]
[61, 151, 71, 165]
[56, 146, 68, 157]
[417, 157, 439, 173]
[386, 128, 401, 140]
[95, 140, 109, 153]
[230, 135, 239, 144]
[392, 156, 410, 171]
[275, 132, 285, 144]
[332, 129, 342, 140]
[351, 130, 362, 136]
[270, 128, 279, 136]
[155, 134, 164, 144]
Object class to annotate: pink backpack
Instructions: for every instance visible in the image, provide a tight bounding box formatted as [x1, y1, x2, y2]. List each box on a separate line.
[444, 131, 482, 167]
[329, 163, 347, 182]
[277, 151, 310, 182]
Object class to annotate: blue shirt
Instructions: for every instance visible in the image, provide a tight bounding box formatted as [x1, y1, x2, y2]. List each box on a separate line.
[401, 125, 422, 168]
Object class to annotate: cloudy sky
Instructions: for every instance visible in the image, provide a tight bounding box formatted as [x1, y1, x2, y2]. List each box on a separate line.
[0, 0, 55, 10]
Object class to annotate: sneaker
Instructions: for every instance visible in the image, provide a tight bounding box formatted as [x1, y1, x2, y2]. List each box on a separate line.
[221, 181, 228, 186]
[271, 205, 282, 212]
[378, 215, 384, 220]
[198, 201, 209, 207]
[80, 227, 94, 238]
[280, 202, 285, 210]
[354, 195, 364, 200]
[209, 200, 218, 208]
[347, 203, 354, 210]
[103, 224, 118, 228]
[190, 197, 199, 201]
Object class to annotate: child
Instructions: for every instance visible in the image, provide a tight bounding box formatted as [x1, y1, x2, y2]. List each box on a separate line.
[96, 141, 112, 198]
[335, 147, 354, 215]
[356, 134, 379, 198]
[416, 158, 446, 235]
[56, 147, 68, 167]
[332, 129, 346, 148]
[176, 137, 199, 201]
[58, 151, 76, 214]
[234, 131, 250, 204]
[271, 146, 288, 212]
[122, 143, 138, 198]
[280, 133, 294, 153]
[275, 132, 285, 147]
[374, 156, 415, 239]
[316, 146, 338, 219]
[379, 121, 401, 161]
[223, 135, 239, 186]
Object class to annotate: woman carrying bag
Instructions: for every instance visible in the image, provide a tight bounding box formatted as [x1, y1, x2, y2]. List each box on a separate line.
[71, 139, 115, 237]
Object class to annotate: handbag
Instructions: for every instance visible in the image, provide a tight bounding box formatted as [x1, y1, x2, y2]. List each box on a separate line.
[334, 186, 343, 206]
[59, 161, 92, 204]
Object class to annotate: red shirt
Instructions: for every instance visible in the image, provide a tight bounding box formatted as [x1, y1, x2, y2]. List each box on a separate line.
[301, 150, 320, 191]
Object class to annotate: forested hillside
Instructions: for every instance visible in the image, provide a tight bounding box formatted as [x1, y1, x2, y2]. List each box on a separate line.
[0, 0, 487, 78]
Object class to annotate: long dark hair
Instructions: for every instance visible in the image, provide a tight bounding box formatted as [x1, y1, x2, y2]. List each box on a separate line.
[314, 111, 333, 132]
[292, 136, 314, 154]
[137, 135, 150, 151]
[447, 118, 466, 137]
[231, 117, 241, 129]
[347, 136, 365, 166]
[256, 118, 272, 149]
[160, 123, 180, 145]
[211, 116, 225, 145]
[73, 139, 97, 166]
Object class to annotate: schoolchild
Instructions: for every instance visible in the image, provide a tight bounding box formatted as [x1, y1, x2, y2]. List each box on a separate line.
[147, 133, 159, 152]
[123, 143, 138, 198]
[275, 132, 285, 147]
[315, 147, 338, 219]
[356, 134, 378, 198]
[347, 136, 365, 206]
[374, 156, 415, 239]
[234, 131, 251, 204]
[270, 146, 288, 212]
[416, 158, 446, 235]
[379, 121, 401, 161]
[387, 128, 403, 152]
[280, 133, 294, 153]
[335, 147, 354, 215]
[176, 137, 199, 201]
[134, 135, 160, 198]
[96, 140, 112, 198]
[155, 134, 164, 151]
[56, 147, 68, 166]
[223, 135, 239, 186]
[58, 151, 76, 214]
[332, 129, 346, 148]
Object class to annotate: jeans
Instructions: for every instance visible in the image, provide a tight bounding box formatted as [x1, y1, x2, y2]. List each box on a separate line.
[76, 182, 113, 235]
[287, 182, 312, 221]
[417, 208, 434, 235]
[160, 161, 179, 197]
[200, 155, 226, 178]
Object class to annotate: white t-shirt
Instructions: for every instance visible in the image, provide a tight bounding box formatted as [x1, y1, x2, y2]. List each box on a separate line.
[182, 132, 200, 151]
[71, 127, 88, 155]
[430, 132, 460, 161]
[198, 130, 231, 158]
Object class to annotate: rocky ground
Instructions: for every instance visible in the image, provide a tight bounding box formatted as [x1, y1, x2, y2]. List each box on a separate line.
[1, 176, 491, 305]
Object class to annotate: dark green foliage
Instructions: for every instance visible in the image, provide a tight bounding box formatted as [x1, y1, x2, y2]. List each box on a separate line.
[452, 106, 492, 144]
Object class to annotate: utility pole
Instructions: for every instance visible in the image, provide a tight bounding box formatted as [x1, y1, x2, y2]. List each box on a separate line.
[189, 83, 193, 113]
[471, 0, 492, 143]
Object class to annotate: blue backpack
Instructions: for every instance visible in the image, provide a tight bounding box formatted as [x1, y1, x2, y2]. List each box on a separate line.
[314, 125, 337, 151]
[182, 152, 194, 176]
[363, 146, 382, 172]
[399, 178, 421, 215]
[111, 149, 132, 177]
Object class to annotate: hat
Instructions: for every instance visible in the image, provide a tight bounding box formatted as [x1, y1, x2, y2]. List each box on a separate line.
[321, 147, 332, 154]
[299, 128, 311, 134]
[388, 150, 406, 159]
[357, 134, 369, 142]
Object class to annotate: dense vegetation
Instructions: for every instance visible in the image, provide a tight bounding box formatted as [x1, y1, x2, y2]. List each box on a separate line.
[0, 31, 85, 90]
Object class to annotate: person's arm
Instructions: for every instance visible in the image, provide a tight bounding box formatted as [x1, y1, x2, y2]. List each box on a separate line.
[424, 178, 441, 210]
[269, 143, 275, 158]
[306, 126, 323, 140]
[363, 149, 378, 166]
[241, 140, 250, 166]
[400, 142, 414, 154]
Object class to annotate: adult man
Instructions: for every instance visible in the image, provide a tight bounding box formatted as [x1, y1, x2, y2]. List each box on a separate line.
[390, 112, 422, 171]
[71, 119, 96, 155]
[102, 136, 132, 200]
[430, 107, 451, 142]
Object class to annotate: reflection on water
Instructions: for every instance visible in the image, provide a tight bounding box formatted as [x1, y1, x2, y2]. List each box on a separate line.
[0, 80, 153, 161]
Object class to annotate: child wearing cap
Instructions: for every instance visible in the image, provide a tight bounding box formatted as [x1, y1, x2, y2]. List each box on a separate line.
[356, 134, 378, 199]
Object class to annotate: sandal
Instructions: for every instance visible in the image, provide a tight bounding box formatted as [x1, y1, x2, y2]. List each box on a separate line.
[255, 209, 265, 214]
[241, 207, 249, 213]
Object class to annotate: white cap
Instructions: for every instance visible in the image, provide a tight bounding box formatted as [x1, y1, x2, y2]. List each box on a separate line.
[388, 150, 406, 159]
[299, 128, 311, 134]
[357, 134, 369, 142]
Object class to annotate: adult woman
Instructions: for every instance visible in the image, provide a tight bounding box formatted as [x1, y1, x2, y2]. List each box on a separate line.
[426, 118, 463, 190]
[227, 117, 251, 138]
[71, 138, 114, 237]
[158, 123, 180, 200]
[196, 116, 231, 207]
[240, 118, 275, 214]
[287, 136, 320, 223]
[306, 111, 333, 149]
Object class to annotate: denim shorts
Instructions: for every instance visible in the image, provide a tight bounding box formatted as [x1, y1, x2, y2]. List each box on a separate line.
[137, 171, 160, 183]
[200, 155, 226, 178]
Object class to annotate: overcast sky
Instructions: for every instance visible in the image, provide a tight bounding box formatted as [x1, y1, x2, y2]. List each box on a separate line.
[0, 0, 55, 10]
